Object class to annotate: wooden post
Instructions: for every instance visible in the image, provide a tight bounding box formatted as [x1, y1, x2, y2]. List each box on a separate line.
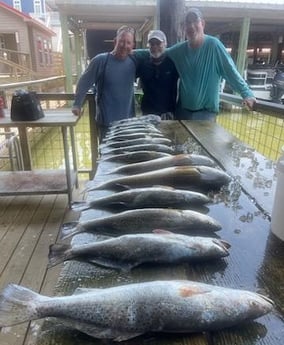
[159, 0, 185, 46]
[74, 30, 83, 83]
[236, 17, 250, 77]
[87, 94, 98, 179]
[59, 13, 73, 94]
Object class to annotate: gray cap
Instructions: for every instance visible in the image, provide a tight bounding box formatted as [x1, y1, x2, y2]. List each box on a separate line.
[147, 30, 167, 44]
[185, 8, 203, 24]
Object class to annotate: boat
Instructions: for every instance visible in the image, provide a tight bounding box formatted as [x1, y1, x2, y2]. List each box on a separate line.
[246, 64, 284, 103]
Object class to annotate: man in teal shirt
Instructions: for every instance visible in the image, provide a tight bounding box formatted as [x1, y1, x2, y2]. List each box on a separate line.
[167, 8, 256, 120]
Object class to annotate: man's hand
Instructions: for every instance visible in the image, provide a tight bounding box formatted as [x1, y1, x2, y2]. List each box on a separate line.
[72, 106, 81, 116]
[243, 97, 256, 111]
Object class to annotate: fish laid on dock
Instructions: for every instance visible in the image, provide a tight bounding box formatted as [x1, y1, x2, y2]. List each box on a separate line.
[60, 208, 222, 239]
[48, 230, 230, 270]
[88, 166, 231, 192]
[0, 280, 274, 341]
[107, 123, 159, 132]
[100, 136, 172, 149]
[103, 131, 166, 142]
[72, 186, 210, 211]
[99, 150, 172, 163]
[111, 114, 161, 126]
[107, 153, 215, 175]
[101, 143, 175, 155]
[105, 125, 162, 138]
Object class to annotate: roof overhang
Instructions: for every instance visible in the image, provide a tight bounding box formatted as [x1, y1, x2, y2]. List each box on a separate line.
[52, 0, 284, 35]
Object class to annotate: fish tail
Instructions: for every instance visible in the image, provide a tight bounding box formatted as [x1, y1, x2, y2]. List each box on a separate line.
[0, 284, 47, 327]
[60, 221, 84, 240]
[71, 201, 90, 212]
[48, 243, 72, 268]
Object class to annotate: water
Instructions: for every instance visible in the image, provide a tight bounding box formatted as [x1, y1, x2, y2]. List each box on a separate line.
[31, 114, 92, 176]
[217, 109, 284, 161]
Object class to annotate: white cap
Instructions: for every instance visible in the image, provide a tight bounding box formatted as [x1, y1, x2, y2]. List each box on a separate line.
[147, 30, 167, 45]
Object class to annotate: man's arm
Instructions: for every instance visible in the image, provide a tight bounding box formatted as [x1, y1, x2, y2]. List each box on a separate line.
[216, 41, 256, 109]
[72, 56, 101, 116]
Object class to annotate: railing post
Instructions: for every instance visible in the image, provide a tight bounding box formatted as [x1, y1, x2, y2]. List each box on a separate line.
[87, 93, 98, 179]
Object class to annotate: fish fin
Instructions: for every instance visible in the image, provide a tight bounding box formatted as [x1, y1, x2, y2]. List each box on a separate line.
[88, 258, 132, 272]
[60, 222, 82, 240]
[48, 244, 72, 268]
[215, 239, 231, 255]
[152, 229, 173, 235]
[60, 318, 144, 341]
[114, 183, 131, 191]
[0, 284, 47, 327]
[106, 201, 130, 210]
[114, 333, 144, 341]
[219, 239, 231, 249]
[71, 201, 90, 212]
[152, 185, 174, 190]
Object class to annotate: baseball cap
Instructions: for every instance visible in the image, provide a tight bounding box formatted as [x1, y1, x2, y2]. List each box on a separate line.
[147, 30, 167, 44]
[185, 8, 203, 24]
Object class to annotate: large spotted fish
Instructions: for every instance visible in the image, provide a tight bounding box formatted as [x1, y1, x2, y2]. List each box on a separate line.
[0, 281, 274, 341]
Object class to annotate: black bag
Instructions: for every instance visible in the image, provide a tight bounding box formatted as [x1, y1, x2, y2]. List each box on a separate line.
[11, 90, 44, 121]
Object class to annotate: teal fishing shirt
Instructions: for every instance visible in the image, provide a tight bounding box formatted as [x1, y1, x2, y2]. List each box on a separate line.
[167, 35, 254, 113]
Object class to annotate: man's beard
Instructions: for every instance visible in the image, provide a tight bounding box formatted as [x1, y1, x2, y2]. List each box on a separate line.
[150, 51, 163, 59]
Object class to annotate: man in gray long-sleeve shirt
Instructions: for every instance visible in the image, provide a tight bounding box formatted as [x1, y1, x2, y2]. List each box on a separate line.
[72, 26, 136, 140]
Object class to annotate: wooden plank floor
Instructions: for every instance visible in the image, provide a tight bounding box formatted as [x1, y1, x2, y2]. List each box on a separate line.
[0, 181, 87, 345]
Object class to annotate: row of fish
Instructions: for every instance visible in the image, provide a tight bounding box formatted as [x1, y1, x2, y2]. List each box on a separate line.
[0, 115, 274, 342]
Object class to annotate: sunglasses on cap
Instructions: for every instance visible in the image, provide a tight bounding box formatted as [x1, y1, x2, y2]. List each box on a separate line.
[117, 26, 136, 36]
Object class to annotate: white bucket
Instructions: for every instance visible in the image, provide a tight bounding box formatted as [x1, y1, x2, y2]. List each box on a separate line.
[271, 146, 284, 241]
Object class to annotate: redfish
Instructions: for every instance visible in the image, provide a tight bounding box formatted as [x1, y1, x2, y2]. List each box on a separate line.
[107, 154, 215, 175]
[0, 281, 274, 341]
[88, 166, 231, 192]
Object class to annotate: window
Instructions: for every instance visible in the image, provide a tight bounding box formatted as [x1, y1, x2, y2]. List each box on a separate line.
[13, 0, 22, 12]
[34, 0, 42, 16]
[37, 37, 44, 65]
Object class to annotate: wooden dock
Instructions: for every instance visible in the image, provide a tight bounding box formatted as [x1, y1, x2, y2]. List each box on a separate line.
[0, 183, 86, 345]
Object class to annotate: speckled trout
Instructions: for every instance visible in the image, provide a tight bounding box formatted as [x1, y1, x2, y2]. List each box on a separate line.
[72, 186, 210, 211]
[111, 114, 161, 126]
[100, 136, 172, 149]
[107, 154, 215, 175]
[103, 132, 165, 142]
[88, 166, 231, 192]
[60, 208, 222, 239]
[0, 281, 274, 341]
[105, 125, 162, 137]
[101, 143, 175, 155]
[99, 150, 172, 163]
[48, 230, 230, 270]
